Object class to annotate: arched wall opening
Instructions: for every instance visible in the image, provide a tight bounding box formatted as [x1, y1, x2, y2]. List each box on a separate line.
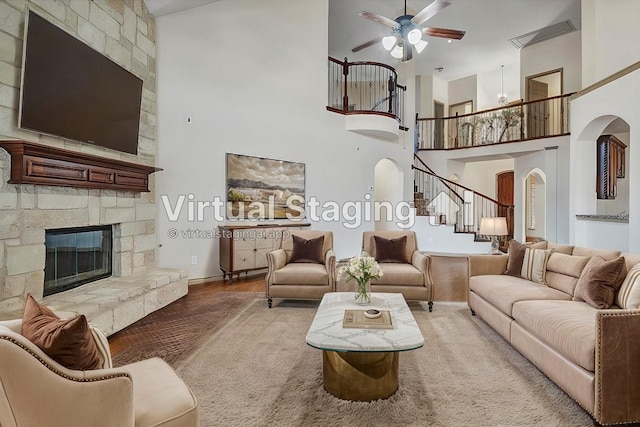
[374, 158, 404, 231]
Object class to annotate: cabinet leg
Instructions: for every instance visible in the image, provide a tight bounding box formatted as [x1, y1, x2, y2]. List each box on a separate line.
[268, 298, 272, 308]
[428, 301, 433, 312]
[470, 308, 476, 316]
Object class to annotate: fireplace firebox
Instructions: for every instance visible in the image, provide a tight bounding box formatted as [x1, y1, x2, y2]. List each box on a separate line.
[44, 225, 113, 297]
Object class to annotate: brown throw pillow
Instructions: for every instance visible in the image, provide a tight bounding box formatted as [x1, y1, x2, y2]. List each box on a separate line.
[504, 240, 526, 276]
[21, 294, 101, 370]
[573, 256, 626, 309]
[374, 235, 408, 263]
[289, 235, 324, 264]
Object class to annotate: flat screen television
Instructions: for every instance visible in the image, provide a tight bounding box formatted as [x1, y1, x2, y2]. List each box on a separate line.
[19, 10, 143, 155]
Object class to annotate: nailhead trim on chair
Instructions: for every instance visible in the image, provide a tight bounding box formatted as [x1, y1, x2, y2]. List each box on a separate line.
[0, 335, 131, 382]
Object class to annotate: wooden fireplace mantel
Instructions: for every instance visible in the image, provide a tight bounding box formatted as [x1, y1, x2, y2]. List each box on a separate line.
[0, 140, 162, 192]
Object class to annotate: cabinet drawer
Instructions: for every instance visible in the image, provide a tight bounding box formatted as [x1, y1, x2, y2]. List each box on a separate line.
[234, 235, 256, 251]
[255, 228, 274, 249]
[233, 249, 256, 270]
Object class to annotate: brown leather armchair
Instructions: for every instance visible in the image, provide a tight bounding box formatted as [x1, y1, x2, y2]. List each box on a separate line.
[360, 230, 434, 311]
[0, 318, 199, 427]
[266, 230, 335, 308]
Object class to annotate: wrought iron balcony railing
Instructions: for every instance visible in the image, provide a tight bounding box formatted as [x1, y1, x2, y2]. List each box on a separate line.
[416, 93, 575, 150]
[327, 57, 407, 130]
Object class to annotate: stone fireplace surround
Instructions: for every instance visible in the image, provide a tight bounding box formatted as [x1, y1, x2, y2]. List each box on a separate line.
[0, 146, 187, 336]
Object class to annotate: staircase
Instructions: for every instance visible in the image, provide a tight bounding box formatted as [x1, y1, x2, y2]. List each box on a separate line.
[411, 154, 514, 252]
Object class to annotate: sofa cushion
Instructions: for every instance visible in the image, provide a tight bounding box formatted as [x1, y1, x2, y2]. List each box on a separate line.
[371, 263, 423, 286]
[21, 294, 101, 371]
[520, 248, 553, 284]
[504, 240, 527, 277]
[572, 246, 621, 260]
[512, 300, 597, 371]
[547, 242, 574, 255]
[273, 263, 329, 285]
[373, 235, 408, 263]
[573, 256, 626, 309]
[289, 235, 324, 264]
[545, 252, 590, 295]
[617, 263, 640, 309]
[469, 275, 572, 316]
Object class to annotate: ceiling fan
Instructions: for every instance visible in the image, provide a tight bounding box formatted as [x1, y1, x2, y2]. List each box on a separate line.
[352, 0, 465, 62]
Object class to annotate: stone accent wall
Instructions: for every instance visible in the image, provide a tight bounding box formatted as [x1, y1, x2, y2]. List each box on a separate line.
[0, 0, 158, 313]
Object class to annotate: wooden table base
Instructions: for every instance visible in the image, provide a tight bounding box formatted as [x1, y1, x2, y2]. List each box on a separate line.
[322, 350, 399, 401]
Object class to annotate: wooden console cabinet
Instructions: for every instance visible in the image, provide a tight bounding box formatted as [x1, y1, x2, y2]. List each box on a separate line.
[218, 223, 310, 283]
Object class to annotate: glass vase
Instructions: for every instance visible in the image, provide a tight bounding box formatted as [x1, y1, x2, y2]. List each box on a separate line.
[354, 279, 372, 305]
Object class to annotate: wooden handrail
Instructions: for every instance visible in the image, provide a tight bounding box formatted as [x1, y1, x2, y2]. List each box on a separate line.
[328, 56, 398, 73]
[416, 92, 576, 122]
[412, 164, 513, 209]
[571, 60, 640, 101]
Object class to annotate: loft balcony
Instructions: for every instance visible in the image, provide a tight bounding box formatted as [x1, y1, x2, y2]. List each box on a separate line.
[326, 57, 407, 141]
[417, 93, 575, 150]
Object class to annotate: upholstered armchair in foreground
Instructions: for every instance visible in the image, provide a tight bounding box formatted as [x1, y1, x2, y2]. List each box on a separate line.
[266, 230, 335, 308]
[0, 318, 199, 427]
[361, 230, 434, 311]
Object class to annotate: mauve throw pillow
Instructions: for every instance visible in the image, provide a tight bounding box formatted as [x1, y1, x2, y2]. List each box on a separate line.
[573, 256, 626, 309]
[504, 240, 527, 276]
[21, 294, 101, 370]
[289, 235, 325, 264]
[374, 235, 408, 263]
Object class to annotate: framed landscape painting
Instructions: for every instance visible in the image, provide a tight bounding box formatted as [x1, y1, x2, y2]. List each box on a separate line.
[226, 153, 305, 219]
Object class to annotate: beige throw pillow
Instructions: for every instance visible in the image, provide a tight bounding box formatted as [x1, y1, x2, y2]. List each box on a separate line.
[616, 263, 640, 309]
[520, 248, 554, 285]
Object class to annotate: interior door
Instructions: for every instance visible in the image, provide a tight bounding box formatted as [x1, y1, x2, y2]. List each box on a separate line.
[496, 171, 514, 239]
[434, 101, 445, 149]
[527, 80, 548, 138]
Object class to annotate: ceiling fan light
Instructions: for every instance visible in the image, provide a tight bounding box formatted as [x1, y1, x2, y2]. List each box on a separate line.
[407, 28, 422, 45]
[382, 35, 397, 51]
[415, 39, 428, 53]
[390, 44, 403, 59]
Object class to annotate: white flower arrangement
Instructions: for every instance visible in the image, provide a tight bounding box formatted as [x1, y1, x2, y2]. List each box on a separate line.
[338, 252, 384, 304]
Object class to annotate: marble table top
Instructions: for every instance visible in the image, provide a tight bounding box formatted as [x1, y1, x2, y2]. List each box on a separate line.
[305, 292, 425, 353]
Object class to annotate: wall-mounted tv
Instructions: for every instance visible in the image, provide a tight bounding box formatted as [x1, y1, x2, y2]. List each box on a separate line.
[19, 10, 143, 155]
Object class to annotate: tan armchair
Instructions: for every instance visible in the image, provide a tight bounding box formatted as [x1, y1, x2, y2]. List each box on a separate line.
[0, 319, 199, 427]
[266, 230, 335, 308]
[361, 230, 434, 311]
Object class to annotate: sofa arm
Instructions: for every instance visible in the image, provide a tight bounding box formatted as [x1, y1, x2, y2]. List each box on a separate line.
[325, 249, 336, 290]
[412, 251, 434, 300]
[266, 249, 287, 289]
[595, 309, 640, 425]
[468, 255, 508, 277]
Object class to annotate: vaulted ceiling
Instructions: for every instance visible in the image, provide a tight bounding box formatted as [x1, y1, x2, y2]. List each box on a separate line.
[144, 0, 581, 81]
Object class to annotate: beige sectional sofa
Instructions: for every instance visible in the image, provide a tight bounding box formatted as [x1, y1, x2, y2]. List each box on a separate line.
[468, 242, 640, 426]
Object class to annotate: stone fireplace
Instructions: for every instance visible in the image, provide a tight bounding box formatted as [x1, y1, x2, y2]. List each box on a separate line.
[0, 0, 187, 335]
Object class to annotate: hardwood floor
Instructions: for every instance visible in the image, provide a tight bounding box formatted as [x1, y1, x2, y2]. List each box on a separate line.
[108, 274, 265, 364]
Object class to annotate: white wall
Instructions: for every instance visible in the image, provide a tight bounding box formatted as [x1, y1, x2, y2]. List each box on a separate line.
[374, 158, 403, 231]
[570, 68, 640, 252]
[582, 0, 640, 87]
[520, 31, 582, 96]
[460, 159, 514, 200]
[448, 75, 477, 112]
[477, 62, 520, 110]
[155, 0, 415, 279]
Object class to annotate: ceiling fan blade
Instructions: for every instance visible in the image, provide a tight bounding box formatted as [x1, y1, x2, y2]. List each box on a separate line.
[423, 26, 465, 40]
[359, 11, 398, 28]
[352, 37, 383, 53]
[410, 0, 451, 26]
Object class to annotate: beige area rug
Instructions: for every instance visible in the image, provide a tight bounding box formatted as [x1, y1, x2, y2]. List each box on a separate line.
[176, 299, 592, 426]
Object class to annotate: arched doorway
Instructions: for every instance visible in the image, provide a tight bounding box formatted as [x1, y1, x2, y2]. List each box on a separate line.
[374, 158, 403, 231]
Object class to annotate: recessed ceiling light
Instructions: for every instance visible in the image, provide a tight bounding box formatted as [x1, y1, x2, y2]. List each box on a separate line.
[435, 67, 444, 72]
